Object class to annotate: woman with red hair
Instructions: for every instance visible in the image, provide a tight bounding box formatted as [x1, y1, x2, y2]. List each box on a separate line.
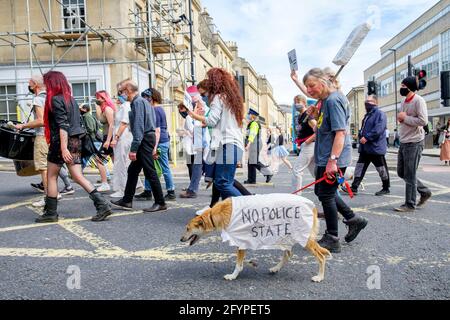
[38, 71, 112, 223]
[181, 68, 245, 199]
[94, 90, 116, 192]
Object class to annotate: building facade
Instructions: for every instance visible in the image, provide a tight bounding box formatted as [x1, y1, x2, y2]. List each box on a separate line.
[346, 85, 366, 139]
[364, 0, 450, 132]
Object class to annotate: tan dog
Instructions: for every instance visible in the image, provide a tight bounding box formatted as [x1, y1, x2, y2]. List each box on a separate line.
[181, 198, 331, 282]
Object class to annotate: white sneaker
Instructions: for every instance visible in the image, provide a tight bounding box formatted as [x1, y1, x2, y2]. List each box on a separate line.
[97, 183, 111, 192]
[110, 191, 124, 198]
[32, 198, 45, 208]
[195, 206, 210, 216]
[57, 193, 62, 200]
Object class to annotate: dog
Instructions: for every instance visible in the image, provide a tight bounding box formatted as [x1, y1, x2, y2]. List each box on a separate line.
[181, 195, 332, 282]
[338, 166, 365, 192]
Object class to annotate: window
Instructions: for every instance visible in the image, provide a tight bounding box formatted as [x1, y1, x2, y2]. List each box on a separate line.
[62, 0, 86, 34]
[442, 29, 450, 72]
[71, 82, 97, 106]
[135, 3, 143, 37]
[0, 85, 17, 121]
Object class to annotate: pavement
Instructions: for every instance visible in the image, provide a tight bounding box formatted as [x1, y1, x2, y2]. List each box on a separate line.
[0, 153, 448, 300]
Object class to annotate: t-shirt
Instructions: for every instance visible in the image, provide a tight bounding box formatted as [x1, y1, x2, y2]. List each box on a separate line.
[297, 111, 315, 141]
[221, 194, 315, 251]
[154, 106, 170, 144]
[315, 91, 352, 168]
[114, 102, 131, 135]
[32, 91, 46, 136]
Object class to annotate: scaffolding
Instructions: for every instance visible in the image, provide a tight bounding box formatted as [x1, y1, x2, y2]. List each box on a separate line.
[0, 0, 192, 111]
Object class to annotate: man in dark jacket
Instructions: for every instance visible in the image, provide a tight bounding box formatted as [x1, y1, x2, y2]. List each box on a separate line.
[343, 95, 390, 196]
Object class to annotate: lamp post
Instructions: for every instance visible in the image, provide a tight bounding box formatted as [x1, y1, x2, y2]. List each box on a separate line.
[389, 48, 398, 130]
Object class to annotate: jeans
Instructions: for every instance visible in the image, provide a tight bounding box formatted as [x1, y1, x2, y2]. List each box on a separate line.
[123, 133, 165, 205]
[352, 152, 390, 190]
[397, 141, 431, 208]
[145, 141, 175, 192]
[186, 153, 203, 193]
[315, 166, 355, 237]
[214, 144, 243, 199]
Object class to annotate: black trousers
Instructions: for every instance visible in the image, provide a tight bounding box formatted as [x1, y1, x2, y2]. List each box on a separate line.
[123, 133, 165, 205]
[210, 180, 252, 208]
[352, 152, 390, 190]
[247, 163, 272, 183]
[315, 166, 355, 237]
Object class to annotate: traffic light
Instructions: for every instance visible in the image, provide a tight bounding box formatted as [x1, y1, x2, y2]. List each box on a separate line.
[414, 69, 427, 90]
[367, 80, 377, 95]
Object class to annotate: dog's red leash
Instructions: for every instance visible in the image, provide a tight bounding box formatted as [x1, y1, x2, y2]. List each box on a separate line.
[292, 169, 354, 199]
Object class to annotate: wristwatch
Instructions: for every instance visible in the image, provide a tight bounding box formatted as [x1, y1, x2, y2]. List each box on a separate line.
[330, 154, 339, 161]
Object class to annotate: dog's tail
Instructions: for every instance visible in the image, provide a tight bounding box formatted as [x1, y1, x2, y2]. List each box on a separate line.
[307, 239, 333, 261]
[309, 208, 333, 260]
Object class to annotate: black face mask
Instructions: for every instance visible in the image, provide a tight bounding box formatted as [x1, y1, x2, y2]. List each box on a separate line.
[28, 86, 35, 94]
[95, 99, 102, 106]
[400, 88, 410, 97]
[365, 102, 377, 112]
[179, 111, 188, 119]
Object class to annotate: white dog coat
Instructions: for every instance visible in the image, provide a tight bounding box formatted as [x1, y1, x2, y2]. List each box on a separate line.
[221, 194, 315, 251]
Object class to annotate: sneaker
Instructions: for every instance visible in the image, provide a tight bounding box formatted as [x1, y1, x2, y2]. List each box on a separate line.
[57, 193, 62, 200]
[417, 193, 432, 208]
[110, 199, 133, 211]
[244, 180, 256, 185]
[110, 191, 124, 198]
[32, 198, 46, 208]
[97, 177, 111, 184]
[343, 215, 368, 243]
[317, 232, 341, 253]
[97, 183, 111, 193]
[341, 185, 358, 195]
[143, 203, 168, 213]
[135, 190, 153, 201]
[394, 204, 415, 213]
[164, 190, 176, 201]
[196, 206, 211, 216]
[265, 175, 273, 183]
[31, 182, 45, 193]
[59, 186, 75, 195]
[35, 213, 58, 223]
[375, 189, 390, 196]
[179, 190, 197, 199]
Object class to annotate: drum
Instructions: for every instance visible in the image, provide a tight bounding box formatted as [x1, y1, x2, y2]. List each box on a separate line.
[13, 160, 40, 177]
[0, 120, 35, 160]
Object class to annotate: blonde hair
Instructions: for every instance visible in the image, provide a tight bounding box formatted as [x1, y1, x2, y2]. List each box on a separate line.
[294, 95, 307, 105]
[30, 74, 44, 87]
[303, 68, 333, 88]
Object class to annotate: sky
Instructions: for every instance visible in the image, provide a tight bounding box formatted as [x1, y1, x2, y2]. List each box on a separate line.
[201, 0, 440, 105]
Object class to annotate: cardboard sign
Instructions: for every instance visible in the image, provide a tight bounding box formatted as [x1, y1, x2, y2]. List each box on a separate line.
[288, 49, 298, 71]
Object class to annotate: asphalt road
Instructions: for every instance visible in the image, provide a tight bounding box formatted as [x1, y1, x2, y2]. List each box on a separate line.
[0, 153, 448, 300]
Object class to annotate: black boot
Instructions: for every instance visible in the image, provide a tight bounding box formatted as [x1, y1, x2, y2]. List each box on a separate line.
[164, 190, 176, 201]
[343, 215, 368, 243]
[35, 196, 58, 223]
[317, 232, 341, 253]
[134, 190, 153, 201]
[90, 190, 113, 222]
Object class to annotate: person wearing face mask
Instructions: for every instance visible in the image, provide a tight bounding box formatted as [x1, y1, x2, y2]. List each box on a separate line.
[342, 95, 390, 196]
[109, 82, 143, 198]
[394, 76, 432, 212]
[303, 68, 368, 253]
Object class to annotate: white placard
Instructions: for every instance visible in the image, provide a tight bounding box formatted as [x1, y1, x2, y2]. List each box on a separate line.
[288, 49, 298, 71]
[333, 22, 371, 66]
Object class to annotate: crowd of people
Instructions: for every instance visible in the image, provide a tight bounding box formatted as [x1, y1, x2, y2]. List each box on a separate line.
[13, 64, 434, 253]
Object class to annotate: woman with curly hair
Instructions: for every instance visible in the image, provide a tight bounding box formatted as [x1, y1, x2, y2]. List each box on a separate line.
[38, 71, 112, 223]
[181, 68, 245, 199]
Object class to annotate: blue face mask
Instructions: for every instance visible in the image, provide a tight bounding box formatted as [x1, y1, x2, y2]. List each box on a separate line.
[118, 94, 127, 104]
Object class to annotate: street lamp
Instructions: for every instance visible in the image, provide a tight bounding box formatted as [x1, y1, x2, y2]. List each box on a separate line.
[388, 48, 398, 130]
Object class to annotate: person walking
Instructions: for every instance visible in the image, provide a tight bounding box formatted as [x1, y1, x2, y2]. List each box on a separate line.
[111, 79, 167, 213]
[110, 85, 143, 198]
[439, 119, 450, 165]
[394, 76, 432, 212]
[342, 95, 390, 196]
[270, 126, 292, 174]
[180, 68, 245, 200]
[37, 71, 112, 223]
[303, 68, 368, 253]
[138, 88, 176, 201]
[244, 108, 273, 184]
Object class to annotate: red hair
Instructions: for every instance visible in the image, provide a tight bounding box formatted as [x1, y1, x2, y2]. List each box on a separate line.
[206, 68, 244, 127]
[95, 90, 116, 113]
[43, 71, 72, 144]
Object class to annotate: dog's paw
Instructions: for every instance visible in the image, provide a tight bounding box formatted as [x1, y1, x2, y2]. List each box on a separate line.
[311, 275, 324, 283]
[224, 274, 237, 281]
[269, 267, 280, 274]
